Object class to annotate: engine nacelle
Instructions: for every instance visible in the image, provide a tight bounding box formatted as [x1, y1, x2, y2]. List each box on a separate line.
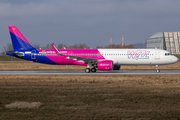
[113, 65, 121, 70]
[97, 60, 113, 71]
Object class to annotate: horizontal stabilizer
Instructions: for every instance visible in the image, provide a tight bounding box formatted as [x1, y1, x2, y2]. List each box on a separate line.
[6, 51, 24, 57]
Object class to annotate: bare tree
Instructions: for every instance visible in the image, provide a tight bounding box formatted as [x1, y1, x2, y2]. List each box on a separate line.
[44, 43, 55, 49]
[78, 43, 89, 49]
[3, 43, 13, 51]
[1, 43, 13, 55]
[96, 45, 104, 49]
[45, 43, 51, 49]
[57, 44, 63, 49]
[57, 44, 67, 49]
[69, 44, 78, 49]
[32, 43, 40, 49]
[68, 43, 89, 49]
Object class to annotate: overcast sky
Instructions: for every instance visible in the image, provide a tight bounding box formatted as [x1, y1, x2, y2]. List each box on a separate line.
[1, 0, 180, 50]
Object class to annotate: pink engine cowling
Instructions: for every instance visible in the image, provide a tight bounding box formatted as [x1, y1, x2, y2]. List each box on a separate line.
[97, 60, 113, 71]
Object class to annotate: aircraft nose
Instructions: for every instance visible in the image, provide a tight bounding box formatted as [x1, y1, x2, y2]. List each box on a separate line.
[172, 56, 179, 63]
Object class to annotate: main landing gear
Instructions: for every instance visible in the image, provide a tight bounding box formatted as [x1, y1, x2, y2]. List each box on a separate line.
[156, 65, 160, 73]
[91, 67, 96, 73]
[85, 63, 97, 73]
[85, 67, 97, 73]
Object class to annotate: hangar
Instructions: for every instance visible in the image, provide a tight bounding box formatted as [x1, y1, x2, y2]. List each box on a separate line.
[146, 32, 180, 54]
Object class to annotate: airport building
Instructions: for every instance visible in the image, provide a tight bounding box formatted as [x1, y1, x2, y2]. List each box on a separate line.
[146, 31, 180, 54]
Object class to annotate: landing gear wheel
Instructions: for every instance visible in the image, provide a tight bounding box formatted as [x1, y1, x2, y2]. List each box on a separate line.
[156, 69, 160, 73]
[91, 68, 96, 73]
[85, 68, 90, 73]
[156, 65, 160, 73]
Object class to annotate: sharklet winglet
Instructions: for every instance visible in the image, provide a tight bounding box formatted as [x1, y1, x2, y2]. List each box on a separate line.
[51, 44, 61, 55]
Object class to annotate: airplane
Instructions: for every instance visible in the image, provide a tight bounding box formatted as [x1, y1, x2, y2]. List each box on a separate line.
[6, 26, 178, 73]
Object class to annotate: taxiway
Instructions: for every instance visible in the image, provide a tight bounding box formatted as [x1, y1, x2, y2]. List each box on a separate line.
[0, 70, 180, 75]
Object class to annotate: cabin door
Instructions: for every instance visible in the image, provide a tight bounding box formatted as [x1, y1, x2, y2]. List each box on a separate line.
[31, 50, 36, 59]
[155, 50, 160, 59]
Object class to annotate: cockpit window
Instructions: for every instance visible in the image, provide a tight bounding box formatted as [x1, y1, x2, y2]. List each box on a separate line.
[165, 53, 172, 56]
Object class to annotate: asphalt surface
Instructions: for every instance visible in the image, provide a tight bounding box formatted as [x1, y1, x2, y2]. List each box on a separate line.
[0, 70, 180, 75]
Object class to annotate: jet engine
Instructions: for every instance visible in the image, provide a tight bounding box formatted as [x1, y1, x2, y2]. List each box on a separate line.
[97, 60, 113, 71]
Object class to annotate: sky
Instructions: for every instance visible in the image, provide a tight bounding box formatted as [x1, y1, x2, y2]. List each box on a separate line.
[1, 0, 180, 51]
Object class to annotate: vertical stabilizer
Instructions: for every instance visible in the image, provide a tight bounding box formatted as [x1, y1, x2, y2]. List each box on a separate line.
[8, 26, 34, 50]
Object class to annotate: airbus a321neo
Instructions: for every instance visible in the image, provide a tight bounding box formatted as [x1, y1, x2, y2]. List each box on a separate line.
[6, 26, 178, 73]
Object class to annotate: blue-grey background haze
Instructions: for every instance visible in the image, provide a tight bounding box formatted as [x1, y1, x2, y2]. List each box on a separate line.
[1, 0, 180, 51]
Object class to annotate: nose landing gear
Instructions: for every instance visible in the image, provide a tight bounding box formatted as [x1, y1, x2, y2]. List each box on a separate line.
[156, 65, 160, 73]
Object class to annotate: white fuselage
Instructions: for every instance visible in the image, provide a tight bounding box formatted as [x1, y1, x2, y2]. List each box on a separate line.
[98, 49, 178, 65]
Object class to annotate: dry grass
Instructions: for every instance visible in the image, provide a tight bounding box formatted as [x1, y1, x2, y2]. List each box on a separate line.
[0, 61, 180, 70]
[5, 101, 42, 109]
[1, 75, 180, 119]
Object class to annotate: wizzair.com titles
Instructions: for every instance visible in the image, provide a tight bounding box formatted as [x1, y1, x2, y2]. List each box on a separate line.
[127, 50, 150, 60]
[39, 51, 67, 54]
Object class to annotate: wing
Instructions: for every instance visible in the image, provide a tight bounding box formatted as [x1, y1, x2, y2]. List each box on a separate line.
[51, 44, 100, 63]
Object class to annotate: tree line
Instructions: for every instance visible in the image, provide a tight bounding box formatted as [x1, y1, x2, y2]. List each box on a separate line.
[96, 44, 134, 49]
[1, 43, 134, 55]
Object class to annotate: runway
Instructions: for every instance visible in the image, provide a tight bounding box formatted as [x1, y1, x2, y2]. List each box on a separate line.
[0, 70, 180, 75]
